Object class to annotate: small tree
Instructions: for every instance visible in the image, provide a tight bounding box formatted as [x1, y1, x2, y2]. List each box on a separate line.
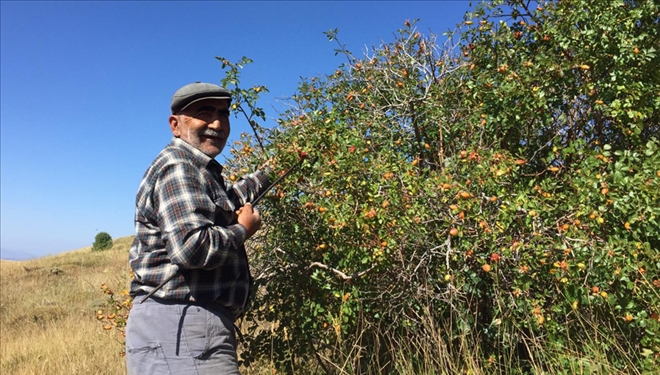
[92, 232, 113, 252]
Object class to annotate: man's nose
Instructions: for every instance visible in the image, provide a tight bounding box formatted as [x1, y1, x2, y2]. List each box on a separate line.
[208, 115, 229, 129]
[208, 117, 221, 129]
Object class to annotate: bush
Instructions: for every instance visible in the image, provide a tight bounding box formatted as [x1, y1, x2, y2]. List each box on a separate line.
[92, 232, 113, 252]
[220, 0, 659, 373]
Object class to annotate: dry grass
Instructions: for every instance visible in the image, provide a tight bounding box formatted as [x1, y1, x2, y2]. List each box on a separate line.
[0, 236, 133, 375]
[0, 236, 272, 375]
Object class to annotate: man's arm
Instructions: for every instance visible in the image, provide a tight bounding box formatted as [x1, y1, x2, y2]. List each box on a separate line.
[226, 169, 271, 207]
[155, 162, 253, 270]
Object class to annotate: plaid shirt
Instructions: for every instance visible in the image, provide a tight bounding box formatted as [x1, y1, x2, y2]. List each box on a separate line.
[129, 137, 269, 319]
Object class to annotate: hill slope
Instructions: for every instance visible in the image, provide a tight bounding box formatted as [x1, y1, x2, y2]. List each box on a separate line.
[0, 236, 133, 375]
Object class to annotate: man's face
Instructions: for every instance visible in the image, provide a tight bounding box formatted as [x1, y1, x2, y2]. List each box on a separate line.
[169, 99, 231, 158]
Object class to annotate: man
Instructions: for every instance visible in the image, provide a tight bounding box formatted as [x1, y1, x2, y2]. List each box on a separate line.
[126, 82, 269, 375]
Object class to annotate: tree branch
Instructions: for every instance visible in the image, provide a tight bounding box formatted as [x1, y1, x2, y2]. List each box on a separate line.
[308, 262, 377, 281]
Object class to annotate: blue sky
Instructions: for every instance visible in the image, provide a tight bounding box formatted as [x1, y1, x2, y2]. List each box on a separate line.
[1, 1, 472, 260]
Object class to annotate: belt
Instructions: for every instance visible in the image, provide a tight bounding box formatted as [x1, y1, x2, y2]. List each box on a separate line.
[134, 293, 237, 322]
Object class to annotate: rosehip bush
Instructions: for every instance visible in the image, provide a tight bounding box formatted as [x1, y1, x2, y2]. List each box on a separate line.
[97, 282, 133, 348]
[222, 1, 659, 373]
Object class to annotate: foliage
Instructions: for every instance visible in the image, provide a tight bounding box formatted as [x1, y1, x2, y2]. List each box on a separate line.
[97, 280, 133, 348]
[92, 232, 113, 252]
[219, 0, 659, 373]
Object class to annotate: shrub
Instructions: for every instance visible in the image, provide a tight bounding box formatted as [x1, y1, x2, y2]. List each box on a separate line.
[220, 0, 659, 373]
[107, 0, 658, 372]
[92, 232, 113, 252]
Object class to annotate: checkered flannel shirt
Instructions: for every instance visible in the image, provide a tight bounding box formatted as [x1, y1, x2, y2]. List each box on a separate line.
[129, 137, 269, 319]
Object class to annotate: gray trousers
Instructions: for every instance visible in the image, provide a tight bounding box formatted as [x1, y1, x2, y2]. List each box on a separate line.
[125, 296, 240, 375]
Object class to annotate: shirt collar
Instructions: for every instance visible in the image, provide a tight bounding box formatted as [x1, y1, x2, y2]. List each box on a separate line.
[170, 137, 221, 171]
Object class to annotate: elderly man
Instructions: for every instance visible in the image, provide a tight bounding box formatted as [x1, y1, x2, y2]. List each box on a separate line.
[126, 82, 269, 375]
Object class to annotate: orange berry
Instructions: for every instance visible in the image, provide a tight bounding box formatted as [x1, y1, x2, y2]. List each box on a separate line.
[482, 264, 492, 272]
[449, 228, 459, 236]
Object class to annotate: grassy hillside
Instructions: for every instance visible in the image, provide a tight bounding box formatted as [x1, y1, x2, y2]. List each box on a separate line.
[3, 234, 651, 374]
[0, 236, 133, 375]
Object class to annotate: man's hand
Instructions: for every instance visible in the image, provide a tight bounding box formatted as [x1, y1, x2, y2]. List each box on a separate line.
[236, 203, 261, 239]
[259, 157, 276, 172]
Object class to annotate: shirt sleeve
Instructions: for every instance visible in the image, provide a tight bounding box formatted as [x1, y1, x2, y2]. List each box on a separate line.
[225, 169, 271, 207]
[154, 162, 247, 270]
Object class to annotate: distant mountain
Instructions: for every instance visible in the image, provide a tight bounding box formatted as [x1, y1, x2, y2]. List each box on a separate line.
[0, 248, 38, 261]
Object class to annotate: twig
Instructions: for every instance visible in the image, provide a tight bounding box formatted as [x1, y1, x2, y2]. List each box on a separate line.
[308, 262, 377, 281]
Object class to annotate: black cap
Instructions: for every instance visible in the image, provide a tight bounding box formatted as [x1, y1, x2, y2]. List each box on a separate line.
[170, 82, 232, 114]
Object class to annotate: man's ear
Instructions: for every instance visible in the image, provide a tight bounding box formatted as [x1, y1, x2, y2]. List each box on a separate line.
[169, 115, 182, 137]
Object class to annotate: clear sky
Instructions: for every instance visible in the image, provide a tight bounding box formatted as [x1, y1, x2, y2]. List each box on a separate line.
[1, 1, 472, 260]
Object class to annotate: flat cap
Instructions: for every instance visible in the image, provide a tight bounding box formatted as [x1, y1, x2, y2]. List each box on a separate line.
[170, 82, 232, 114]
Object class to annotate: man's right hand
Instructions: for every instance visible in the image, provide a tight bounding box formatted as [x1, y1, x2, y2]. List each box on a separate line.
[236, 203, 261, 239]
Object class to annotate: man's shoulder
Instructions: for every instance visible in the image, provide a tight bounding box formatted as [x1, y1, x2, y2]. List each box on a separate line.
[153, 142, 191, 165]
[140, 139, 210, 184]
[139, 143, 188, 179]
